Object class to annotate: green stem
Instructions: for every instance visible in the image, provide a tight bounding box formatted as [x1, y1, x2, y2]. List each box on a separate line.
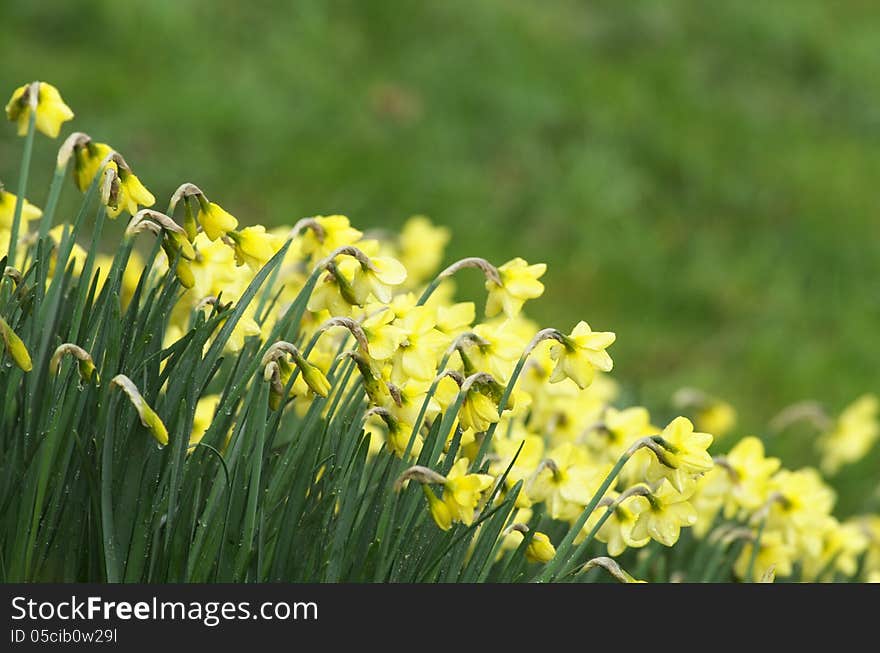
[38, 166, 68, 241]
[6, 109, 37, 266]
[746, 518, 765, 583]
[558, 506, 614, 579]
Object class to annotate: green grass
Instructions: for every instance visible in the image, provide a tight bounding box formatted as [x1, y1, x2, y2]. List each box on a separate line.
[2, 0, 879, 510]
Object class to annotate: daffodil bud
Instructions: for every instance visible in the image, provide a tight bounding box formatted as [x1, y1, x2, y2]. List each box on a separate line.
[423, 485, 453, 531]
[525, 531, 557, 563]
[0, 316, 32, 372]
[50, 343, 98, 384]
[292, 351, 331, 398]
[110, 374, 169, 447]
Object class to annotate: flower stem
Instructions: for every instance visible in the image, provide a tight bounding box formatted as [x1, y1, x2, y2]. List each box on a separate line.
[6, 109, 37, 268]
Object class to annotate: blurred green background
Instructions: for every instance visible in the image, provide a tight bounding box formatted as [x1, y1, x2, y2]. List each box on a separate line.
[2, 1, 878, 509]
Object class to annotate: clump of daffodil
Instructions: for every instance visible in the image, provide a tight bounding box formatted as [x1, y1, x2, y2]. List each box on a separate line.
[817, 394, 879, 476]
[548, 321, 615, 390]
[485, 257, 546, 318]
[6, 81, 74, 138]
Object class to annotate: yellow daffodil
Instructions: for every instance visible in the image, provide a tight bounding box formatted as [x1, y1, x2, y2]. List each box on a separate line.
[6, 81, 74, 138]
[585, 405, 655, 463]
[803, 519, 869, 581]
[525, 531, 556, 563]
[73, 140, 114, 191]
[529, 443, 612, 521]
[645, 416, 714, 492]
[579, 494, 651, 556]
[459, 387, 501, 433]
[695, 399, 737, 439]
[398, 215, 450, 286]
[766, 468, 836, 558]
[424, 485, 453, 531]
[0, 189, 42, 230]
[719, 436, 780, 515]
[189, 394, 223, 451]
[441, 458, 494, 526]
[298, 214, 363, 260]
[350, 255, 407, 303]
[485, 257, 546, 318]
[629, 479, 698, 547]
[818, 394, 879, 476]
[384, 306, 449, 385]
[227, 226, 281, 271]
[734, 530, 796, 580]
[104, 161, 156, 219]
[197, 199, 239, 241]
[548, 321, 615, 389]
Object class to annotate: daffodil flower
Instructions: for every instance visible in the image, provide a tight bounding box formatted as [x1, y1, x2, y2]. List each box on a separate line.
[189, 394, 223, 451]
[424, 485, 453, 530]
[0, 189, 42, 230]
[717, 436, 780, 515]
[103, 159, 156, 219]
[645, 416, 714, 492]
[734, 530, 796, 580]
[441, 458, 494, 526]
[296, 215, 363, 260]
[6, 81, 74, 138]
[384, 306, 449, 385]
[73, 140, 114, 191]
[548, 321, 615, 390]
[459, 386, 502, 433]
[197, 197, 239, 241]
[629, 479, 698, 547]
[398, 215, 450, 286]
[765, 468, 836, 558]
[226, 226, 281, 271]
[818, 394, 879, 476]
[529, 443, 613, 521]
[350, 255, 407, 304]
[485, 257, 546, 318]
